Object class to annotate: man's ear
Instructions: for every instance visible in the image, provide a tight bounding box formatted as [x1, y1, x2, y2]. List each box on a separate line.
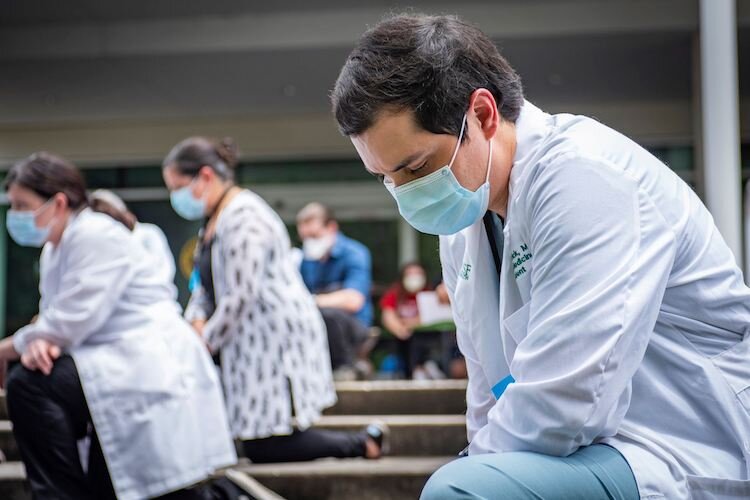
[468, 88, 500, 140]
[53, 192, 69, 212]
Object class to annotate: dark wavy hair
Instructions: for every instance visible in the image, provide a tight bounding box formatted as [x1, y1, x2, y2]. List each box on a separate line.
[163, 136, 240, 181]
[5, 152, 89, 209]
[332, 14, 524, 140]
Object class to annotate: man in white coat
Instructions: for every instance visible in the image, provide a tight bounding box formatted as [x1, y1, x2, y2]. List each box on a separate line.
[332, 13, 750, 500]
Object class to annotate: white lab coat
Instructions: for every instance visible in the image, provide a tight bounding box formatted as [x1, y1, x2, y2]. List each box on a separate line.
[13, 209, 236, 500]
[132, 222, 177, 288]
[441, 101, 750, 499]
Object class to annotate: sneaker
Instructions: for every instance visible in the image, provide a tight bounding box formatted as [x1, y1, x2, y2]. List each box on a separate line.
[424, 360, 446, 380]
[353, 359, 374, 380]
[412, 366, 429, 381]
[332, 366, 357, 381]
[365, 421, 390, 457]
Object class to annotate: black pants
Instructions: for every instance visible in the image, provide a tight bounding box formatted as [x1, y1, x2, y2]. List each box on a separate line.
[6, 356, 203, 500]
[319, 307, 369, 370]
[242, 428, 367, 463]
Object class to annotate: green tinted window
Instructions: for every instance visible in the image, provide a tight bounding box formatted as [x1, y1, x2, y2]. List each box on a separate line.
[648, 146, 693, 171]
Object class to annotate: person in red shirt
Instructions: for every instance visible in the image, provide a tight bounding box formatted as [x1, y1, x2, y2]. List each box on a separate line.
[380, 262, 442, 379]
[380, 262, 429, 340]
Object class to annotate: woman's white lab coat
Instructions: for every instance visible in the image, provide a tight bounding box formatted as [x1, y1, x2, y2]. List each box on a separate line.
[440, 101, 750, 499]
[132, 221, 177, 288]
[13, 209, 236, 500]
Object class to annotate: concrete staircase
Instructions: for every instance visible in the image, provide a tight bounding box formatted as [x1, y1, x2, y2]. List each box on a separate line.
[0, 379, 468, 499]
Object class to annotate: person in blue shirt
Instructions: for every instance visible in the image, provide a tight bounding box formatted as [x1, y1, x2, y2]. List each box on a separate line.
[297, 202, 373, 376]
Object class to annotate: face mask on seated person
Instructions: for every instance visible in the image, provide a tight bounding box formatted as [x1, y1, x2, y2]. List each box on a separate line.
[303, 234, 336, 261]
[403, 274, 427, 294]
[6, 199, 55, 248]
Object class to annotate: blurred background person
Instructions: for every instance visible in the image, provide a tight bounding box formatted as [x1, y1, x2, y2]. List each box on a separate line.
[296, 203, 374, 379]
[380, 264, 464, 380]
[380, 262, 429, 341]
[0, 152, 236, 499]
[163, 136, 386, 463]
[90, 188, 177, 290]
[380, 262, 433, 379]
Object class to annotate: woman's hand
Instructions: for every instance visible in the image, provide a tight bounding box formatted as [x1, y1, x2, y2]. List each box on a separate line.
[393, 325, 413, 340]
[0, 337, 20, 362]
[436, 283, 451, 305]
[0, 337, 21, 389]
[21, 339, 61, 376]
[191, 319, 206, 337]
[190, 320, 212, 353]
[382, 309, 413, 340]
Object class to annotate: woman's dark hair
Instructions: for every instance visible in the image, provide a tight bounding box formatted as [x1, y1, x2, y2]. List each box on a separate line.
[4, 152, 89, 209]
[332, 14, 524, 139]
[91, 199, 137, 231]
[162, 136, 239, 181]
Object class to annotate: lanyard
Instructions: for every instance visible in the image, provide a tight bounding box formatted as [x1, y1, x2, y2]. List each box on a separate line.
[482, 211, 503, 280]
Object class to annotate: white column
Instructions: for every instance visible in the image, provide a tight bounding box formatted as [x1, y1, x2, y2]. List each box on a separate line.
[398, 218, 419, 265]
[699, 0, 743, 266]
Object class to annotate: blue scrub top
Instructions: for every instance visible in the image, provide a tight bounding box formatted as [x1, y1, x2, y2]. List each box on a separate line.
[300, 232, 373, 326]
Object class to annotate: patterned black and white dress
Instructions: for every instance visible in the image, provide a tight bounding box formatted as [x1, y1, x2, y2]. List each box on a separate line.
[185, 190, 337, 440]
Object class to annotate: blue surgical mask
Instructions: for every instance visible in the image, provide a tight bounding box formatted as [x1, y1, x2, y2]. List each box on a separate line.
[6, 200, 54, 247]
[385, 114, 493, 235]
[170, 180, 206, 221]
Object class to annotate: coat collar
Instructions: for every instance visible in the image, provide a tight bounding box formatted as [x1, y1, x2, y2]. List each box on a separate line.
[50, 207, 89, 251]
[508, 100, 553, 199]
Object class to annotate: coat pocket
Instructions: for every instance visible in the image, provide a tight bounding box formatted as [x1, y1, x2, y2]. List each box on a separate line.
[711, 338, 750, 411]
[502, 303, 531, 345]
[686, 474, 750, 499]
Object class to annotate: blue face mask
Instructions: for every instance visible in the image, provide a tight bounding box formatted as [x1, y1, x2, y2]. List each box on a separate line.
[385, 114, 494, 235]
[6, 200, 54, 248]
[170, 180, 206, 221]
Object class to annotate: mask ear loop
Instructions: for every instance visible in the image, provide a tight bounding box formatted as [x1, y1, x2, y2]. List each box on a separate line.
[34, 197, 59, 232]
[484, 97, 503, 184]
[32, 197, 55, 217]
[448, 114, 468, 169]
[485, 139, 494, 184]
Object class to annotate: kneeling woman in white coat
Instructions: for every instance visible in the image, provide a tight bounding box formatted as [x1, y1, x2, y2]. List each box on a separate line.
[0, 152, 236, 500]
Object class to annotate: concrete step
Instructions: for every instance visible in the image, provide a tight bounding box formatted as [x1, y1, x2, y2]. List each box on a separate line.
[325, 380, 467, 415]
[0, 421, 15, 461]
[0, 463, 289, 500]
[0, 415, 467, 460]
[0, 457, 453, 500]
[0, 380, 466, 420]
[241, 456, 452, 500]
[0, 380, 467, 420]
[0, 462, 29, 500]
[315, 415, 466, 456]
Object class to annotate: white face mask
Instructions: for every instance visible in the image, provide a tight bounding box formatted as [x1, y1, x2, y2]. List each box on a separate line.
[403, 274, 427, 293]
[303, 233, 336, 261]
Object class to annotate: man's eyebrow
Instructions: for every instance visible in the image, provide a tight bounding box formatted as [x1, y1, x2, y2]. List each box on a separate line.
[388, 153, 424, 173]
[363, 152, 424, 176]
